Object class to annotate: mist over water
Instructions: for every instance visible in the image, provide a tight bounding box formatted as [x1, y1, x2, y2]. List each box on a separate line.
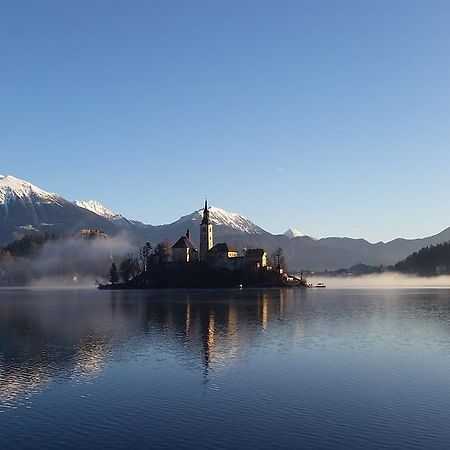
[310, 273, 450, 289]
[35, 233, 134, 273]
[2, 234, 135, 286]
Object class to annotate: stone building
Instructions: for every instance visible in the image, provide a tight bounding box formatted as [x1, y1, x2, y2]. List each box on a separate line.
[209, 243, 240, 269]
[81, 228, 107, 239]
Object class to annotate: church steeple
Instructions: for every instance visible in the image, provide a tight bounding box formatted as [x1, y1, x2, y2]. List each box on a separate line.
[201, 199, 210, 225]
[199, 198, 213, 261]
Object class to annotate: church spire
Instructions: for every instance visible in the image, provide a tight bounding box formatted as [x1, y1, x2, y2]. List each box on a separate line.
[201, 198, 210, 225]
[200, 198, 213, 261]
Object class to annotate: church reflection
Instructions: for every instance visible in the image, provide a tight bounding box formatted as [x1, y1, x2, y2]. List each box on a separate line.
[0, 288, 306, 406]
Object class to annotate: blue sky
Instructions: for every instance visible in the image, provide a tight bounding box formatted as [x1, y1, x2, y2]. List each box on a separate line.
[1, 0, 450, 242]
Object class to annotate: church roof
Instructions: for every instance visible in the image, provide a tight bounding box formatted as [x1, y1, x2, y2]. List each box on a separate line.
[172, 235, 198, 250]
[210, 242, 238, 253]
[245, 248, 266, 257]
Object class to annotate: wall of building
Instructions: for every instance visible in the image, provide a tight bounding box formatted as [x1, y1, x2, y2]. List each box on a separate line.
[173, 248, 188, 263]
[200, 223, 214, 261]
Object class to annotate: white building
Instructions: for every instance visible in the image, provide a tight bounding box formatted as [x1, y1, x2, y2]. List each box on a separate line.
[172, 230, 199, 263]
[200, 199, 213, 261]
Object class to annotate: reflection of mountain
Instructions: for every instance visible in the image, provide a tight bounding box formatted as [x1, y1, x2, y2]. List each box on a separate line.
[0, 289, 305, 405]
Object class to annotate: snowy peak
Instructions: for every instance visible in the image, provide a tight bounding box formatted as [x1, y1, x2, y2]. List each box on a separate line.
[74, 200, 121, 220]
[0, 175, 59, 204]
[194, 206, 265, 234]
[284, 228, 304, 239]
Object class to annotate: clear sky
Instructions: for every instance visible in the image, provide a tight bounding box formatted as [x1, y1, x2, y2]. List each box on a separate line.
[1, 0, 450, 243]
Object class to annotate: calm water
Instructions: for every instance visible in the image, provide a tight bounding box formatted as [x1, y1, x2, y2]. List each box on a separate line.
[1, 288, 450, 449]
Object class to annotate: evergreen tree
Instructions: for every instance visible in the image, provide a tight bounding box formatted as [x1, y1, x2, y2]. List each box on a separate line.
[109, 262, 119, 284]
[394, 241, 450, 276]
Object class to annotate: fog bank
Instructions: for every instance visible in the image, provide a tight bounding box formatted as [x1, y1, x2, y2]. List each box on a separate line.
[0, 234, 136, 287]
[309, 273, 450, 289]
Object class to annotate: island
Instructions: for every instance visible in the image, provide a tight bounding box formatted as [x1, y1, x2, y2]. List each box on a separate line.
[100, 200, 307, 289]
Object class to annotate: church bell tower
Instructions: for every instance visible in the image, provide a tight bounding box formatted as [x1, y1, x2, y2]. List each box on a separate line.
[200, 199, 213, 261]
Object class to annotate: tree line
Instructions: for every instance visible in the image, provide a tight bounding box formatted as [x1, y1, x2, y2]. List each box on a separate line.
[394, 241, 450, 276]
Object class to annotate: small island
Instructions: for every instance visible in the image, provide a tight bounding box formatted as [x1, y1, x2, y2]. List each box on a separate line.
[100, 200, 307, 290]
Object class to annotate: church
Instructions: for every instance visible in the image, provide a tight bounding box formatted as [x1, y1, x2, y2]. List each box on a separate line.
[171, 200, 267, 271]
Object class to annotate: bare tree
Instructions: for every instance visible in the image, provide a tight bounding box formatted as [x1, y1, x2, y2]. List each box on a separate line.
[139, 242, 152, 272]
[272, 247, 286, 271]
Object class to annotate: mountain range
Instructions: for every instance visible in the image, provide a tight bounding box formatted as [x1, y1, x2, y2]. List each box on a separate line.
[1, 174, 449, 271]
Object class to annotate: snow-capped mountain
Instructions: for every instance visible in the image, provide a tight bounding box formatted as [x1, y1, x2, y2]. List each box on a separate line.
[0, 175, 59, 205]
[194, 206, 265, 234]
[4, 175, 450, 271]
[284, 228, 304, 239]
[144, 205, 268, 243]
[0, 175, 118, 244]
[75, 200, 267, 238]
[74, 200, 121, 220]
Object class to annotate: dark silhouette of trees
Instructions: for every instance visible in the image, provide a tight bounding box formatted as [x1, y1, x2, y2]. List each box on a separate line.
[394, 241, 450, 275]
[4, 233, 59, 257]
[153, 240, 172, 264]
[271, 247, 286, 270]
[109, 262, 119, 284]
[111, 239, 175, 286]
[119, 255, 140, 282]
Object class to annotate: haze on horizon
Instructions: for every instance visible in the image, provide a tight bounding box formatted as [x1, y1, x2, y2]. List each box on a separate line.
[2, 1, 450, 243]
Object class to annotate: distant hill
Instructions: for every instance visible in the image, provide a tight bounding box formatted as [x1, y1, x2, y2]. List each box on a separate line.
[3, 175, 450, 271]
[394, 241, 450, 276]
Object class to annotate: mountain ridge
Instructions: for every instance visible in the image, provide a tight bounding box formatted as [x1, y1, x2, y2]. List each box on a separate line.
[284, 228, 304, 239]
[74, 200, 121, 220]
[1, 175, 450, 271]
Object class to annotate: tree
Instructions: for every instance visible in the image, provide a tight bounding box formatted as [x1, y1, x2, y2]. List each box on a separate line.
[109, 262, 119, 284]
[119, 255, 140, 282]
[271, 247, 286, 271]
[139, 242, 152, 272]
[153, 240, 172, 264]
[394, 241, 450, 276]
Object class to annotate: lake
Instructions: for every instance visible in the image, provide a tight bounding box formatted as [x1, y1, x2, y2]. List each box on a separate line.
[1, 287, 450, 449]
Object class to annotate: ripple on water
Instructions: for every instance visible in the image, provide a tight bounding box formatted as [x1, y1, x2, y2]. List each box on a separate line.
[1, 288, 450, 449]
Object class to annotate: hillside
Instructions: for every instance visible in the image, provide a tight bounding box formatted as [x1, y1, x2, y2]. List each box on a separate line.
[0, 175, 119, 243]
[394, 241, 450, 276]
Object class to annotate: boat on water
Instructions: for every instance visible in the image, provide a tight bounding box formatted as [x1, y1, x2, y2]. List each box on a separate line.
[315, 282, 326, 288]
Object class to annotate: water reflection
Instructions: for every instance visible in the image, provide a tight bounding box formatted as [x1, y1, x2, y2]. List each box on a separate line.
[1, 288, 450, 407]
[0, 289, 302, 406]
[3, 288, 450, 449]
